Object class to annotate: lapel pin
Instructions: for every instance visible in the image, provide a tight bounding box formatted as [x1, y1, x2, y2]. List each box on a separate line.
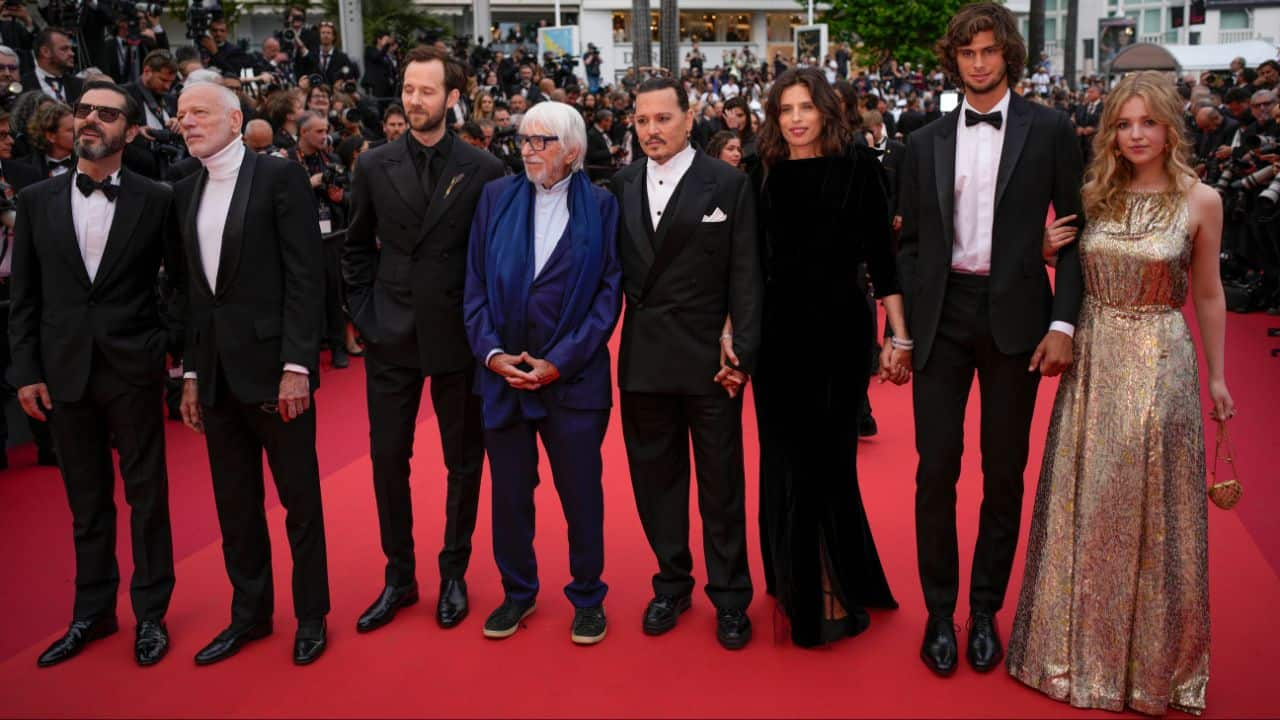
[444, 173, 465, 198]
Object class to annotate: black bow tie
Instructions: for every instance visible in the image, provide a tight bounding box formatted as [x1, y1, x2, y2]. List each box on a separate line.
[49, 156, 74, 170]
[965, 109, 1003, 130]
[76, 173, 119, 202]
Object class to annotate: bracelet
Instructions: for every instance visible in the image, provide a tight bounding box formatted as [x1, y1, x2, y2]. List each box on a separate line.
[889, 337, 915, 350]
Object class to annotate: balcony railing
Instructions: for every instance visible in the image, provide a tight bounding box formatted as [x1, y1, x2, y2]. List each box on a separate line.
[1218, 29, 1259, 44]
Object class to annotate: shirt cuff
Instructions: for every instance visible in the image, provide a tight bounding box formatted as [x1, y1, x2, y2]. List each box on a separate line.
[1048, 321, 1075, 338]
[284, 363, 309, 375]
[485, 348, 504, 366]
[182, 371, 197, 380]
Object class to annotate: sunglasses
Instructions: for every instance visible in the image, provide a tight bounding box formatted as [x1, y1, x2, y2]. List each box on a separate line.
[514, 133, 559, 151]
[73, 102, 125, 123]
[0, 64, 18, 73]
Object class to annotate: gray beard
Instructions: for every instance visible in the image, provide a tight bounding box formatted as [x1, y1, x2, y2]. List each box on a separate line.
[75, 132, 126, 160]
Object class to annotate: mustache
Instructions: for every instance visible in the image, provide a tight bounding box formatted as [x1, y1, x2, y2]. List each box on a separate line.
[76, 123, 106, 138]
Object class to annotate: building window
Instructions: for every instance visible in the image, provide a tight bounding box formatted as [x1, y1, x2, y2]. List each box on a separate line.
[610, 11, 662, 43]
[1219, 9, 1251, 30]
[681, 12, 716, 42]
[726, 14, 751, 42]
[1142, 8, 1161, 35]
[767, 13, 802, 43]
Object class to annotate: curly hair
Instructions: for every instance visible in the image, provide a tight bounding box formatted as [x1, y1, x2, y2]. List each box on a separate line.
[28, 101, 72, 152]
[757, 68, 848, 169]
[935, 2, 1026, 88]
[1082, 71, 1198, 222]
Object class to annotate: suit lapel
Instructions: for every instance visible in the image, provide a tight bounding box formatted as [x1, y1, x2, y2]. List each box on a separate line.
[91, 169, 144, 289]
[384, 134, 425, 220]
[995, 93, 1032, 212]
[639, 152, 715, 301]
[214, 150, 256, 297]
[183, 167, 214, 296]
[623, 167, 653, 267]
[417, 146, 476, 247]
[46, 174, 90, 288]
[934, 110, 959, 253]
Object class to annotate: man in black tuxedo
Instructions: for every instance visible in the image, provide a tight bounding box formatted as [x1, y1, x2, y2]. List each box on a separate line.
[896, 2, 1083, 677]
[610, 77, 762, 650]
[171, 80, 330, 666]
[196, 18, 252, 77]
[23, 28, 82, 103]
[1072, 83, 1103, 164]
[897, 95, 929, 138]
[99, 13, 169, 85]
[296, 21, 359, 89]
[343, 45, 503, 634]
[362, 32, 399, 99]
[584, 109, 618, 177]
[9, 81, 180, 667]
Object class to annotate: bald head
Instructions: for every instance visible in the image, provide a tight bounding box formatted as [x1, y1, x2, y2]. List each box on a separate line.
[243, 118, 275, 152]
[1195, 106, 1222, 131]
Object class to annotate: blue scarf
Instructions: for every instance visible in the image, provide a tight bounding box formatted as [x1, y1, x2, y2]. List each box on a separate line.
[484, 170, 605, 421]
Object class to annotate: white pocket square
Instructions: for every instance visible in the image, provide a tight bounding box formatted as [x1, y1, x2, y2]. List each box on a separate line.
[701, 208, 728, 223]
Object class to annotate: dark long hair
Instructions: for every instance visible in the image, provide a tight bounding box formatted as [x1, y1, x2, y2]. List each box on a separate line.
[757, 68, 848, 169]
[935, 2, 1026, 87]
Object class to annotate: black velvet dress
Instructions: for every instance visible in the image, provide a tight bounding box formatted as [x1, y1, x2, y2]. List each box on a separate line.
[752, 147, 899, 647]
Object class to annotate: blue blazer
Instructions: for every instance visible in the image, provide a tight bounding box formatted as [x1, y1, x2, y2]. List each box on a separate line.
[464, 173, 622, 429]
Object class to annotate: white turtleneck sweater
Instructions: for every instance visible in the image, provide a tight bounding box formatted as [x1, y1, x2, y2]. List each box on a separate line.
[186, 138, 307, 378]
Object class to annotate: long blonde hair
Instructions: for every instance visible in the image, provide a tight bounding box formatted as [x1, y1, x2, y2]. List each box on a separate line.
[1082, 71, 1198, 221]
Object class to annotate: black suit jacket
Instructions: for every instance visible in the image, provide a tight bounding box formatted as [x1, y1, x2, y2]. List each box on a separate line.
[23, 153, 75, 180]
[878, 138, 906, 216]
[361, 45, 397, 98]
[122, 81, 178, 126]
[610, 150, 763, 394]
[343, 132, 505, 374]
[897, 91, 1084, 369]
[8, 169, 180, 402]
[1, 157, 43, 192]
[21, 71, 83, 103]
[101, 34, 168, 84]
[585, 126, 614, 167]
[171, 150, 324, 405]
[297, 47, 360, 87]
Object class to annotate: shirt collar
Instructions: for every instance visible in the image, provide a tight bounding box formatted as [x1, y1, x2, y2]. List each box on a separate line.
[960, 88, 1012, 120]
[37, 66, 63, 82]
[647, 142, 696, 176]
[533, 171, 573, 196]
[201, 136, 247, 180]
[406, 129, 454, 160]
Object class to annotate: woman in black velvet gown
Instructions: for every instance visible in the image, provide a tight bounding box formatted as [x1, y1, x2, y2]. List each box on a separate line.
[749, 68, 912, 647]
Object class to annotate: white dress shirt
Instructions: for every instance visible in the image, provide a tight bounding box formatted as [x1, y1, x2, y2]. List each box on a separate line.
[533, 173, 571, 276]
[645, 143, 697, 230]
[71, 170, 120, 282]
[953, 90, 1074, 337]
[187, 138, 309, 377]
[46, 155, 73, 177]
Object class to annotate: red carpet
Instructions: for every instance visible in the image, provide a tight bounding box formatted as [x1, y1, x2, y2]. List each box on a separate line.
[0, 310, 1276, 718]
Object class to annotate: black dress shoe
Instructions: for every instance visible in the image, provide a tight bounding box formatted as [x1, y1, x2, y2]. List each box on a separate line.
[332, 348, 350, 369]
[356, 583, 419, 633]
[716, 608, 752, 650]
[37, 615, 119, 667]
[193, 622, 272, 666]
[436, 578, 468, 628]
[134, 620, 169, 666]
[921, 615, 958, 677]
[642, 593, 691, 636]
[967, 612, 1004, 672]
[294, 618, 327, 665]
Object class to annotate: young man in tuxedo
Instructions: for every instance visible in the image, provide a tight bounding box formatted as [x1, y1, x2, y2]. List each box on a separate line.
[343, 45, 504, 635]
[23, 28, 82, 103]
[9, 80, 181, 667]
[172, 80, 330, 666]
[610, 77, 762, 650]
[896, 2, 1083, 677]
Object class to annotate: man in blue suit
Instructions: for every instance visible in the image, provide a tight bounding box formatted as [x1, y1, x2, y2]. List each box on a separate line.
[463, 101, 622, 645]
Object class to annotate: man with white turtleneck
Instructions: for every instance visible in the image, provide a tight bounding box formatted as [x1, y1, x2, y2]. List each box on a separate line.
[170, 80, 331, 667]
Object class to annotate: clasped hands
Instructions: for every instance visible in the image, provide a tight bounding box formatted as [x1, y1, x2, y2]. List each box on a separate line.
[488, 351, 560, 390]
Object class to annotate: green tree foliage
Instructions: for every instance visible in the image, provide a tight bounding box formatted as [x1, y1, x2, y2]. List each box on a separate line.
[821, 0, 967, 69]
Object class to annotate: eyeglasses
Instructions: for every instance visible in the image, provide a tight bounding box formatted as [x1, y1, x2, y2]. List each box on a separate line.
[73, 102, 125, 123]
[514, 133, 559, 151]
[0, 131, 11, 140]
[0, 64, 18, 73]
[1252, 100, 1278, 109]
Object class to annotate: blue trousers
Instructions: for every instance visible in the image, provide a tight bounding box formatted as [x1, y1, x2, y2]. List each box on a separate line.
[486, 402, 609, 608]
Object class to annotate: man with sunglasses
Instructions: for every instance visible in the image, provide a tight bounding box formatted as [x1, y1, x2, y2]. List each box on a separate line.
[8, 81, 182, 667]
[344, 44, 503, 635]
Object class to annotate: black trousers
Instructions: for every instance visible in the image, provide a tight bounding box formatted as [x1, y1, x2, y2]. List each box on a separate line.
[620, 391, 752, 610]
[365, 353, 484, 588]
[48, 352, 174, 622]
[322, 232, 346, 348]
[202, 373, 330, 628]
[912, 273, 1040, 617]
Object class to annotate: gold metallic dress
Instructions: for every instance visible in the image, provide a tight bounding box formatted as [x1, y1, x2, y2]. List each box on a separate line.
[1007, 190, 1210, 716]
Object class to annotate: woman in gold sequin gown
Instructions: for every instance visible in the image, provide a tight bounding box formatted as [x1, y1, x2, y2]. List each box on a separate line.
[1007, 72, 1235, 716]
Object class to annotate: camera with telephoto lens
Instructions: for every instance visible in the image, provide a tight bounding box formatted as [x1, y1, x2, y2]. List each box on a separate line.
[1230, 164, 1278, 191]
[186, 0, 222, 40]
[336, 66, 356, 95]
[320, 162, 348, 190]
[328, 107, 359, 126]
